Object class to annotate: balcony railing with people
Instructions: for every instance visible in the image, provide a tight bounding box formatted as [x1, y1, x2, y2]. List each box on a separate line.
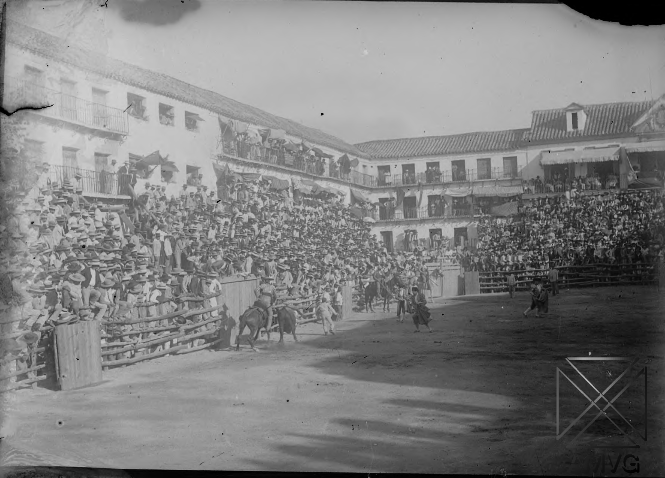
[376, 205, 456, 222]
[49, 165, 129, 196]
[2, 76, 129, 135]
[220, 140, 376, 188]
[522, 174, 628, 195]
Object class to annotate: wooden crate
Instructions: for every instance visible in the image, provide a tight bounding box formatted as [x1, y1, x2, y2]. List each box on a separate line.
[54, 321, 102, 391]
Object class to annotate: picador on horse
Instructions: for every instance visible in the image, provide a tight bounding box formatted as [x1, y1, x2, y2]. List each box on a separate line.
[362, 266, 397, 312]
[236, 274, 300, 350]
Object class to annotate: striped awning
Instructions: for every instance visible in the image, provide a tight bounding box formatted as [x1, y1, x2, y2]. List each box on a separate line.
[624, 140, 665, 153]
[473, 185, 524, 197]
[541, 146, 620, 165]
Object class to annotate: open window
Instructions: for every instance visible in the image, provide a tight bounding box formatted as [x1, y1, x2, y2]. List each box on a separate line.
[159, 103, 175, 126]
[185, 111, 204, 131]
[186, 165, 200, 186]
[425, 161, 441, 183]
[477, 158, 491, 180]
[451, 160, 466, 181]
[377, 165, 391, 186]
[127, 93, 147, 120]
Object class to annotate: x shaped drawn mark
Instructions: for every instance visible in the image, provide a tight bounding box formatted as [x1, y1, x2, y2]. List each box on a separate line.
[556, 357, 647, 448]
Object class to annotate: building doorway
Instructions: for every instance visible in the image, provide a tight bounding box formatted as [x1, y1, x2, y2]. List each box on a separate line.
[454, 227, 468, 249]
[380, 231, 393, 253]
[403, 196, 417, 219]
[429, 228, 442, 250]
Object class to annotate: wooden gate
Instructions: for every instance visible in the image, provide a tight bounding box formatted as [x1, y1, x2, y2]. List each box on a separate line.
[464, 271, 480, 295]
[54, 321, 102, 391]
[218, 276, 259, 347]
[439, 263, 463, 298]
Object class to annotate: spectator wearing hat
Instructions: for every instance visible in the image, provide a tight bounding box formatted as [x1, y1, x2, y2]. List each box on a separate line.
[63, 273, 85, 314]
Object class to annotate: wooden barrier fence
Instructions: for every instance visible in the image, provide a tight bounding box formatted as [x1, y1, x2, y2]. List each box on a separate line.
[1, 279, 357, 387]
[477, 262, 660, 294]
[0, 307, 52, 393]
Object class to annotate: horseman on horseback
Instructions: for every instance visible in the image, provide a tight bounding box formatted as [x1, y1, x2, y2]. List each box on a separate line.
[253, 275, 277, 331]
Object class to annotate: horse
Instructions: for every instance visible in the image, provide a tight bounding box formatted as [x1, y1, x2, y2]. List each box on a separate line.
[364, 276, 400, 312]
[235, 306, 271, 351]
[275, 305, 299, 344]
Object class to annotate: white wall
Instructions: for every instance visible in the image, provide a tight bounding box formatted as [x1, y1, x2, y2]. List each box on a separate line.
[363, 149, 528, 180]
[5, 44, 364, 200]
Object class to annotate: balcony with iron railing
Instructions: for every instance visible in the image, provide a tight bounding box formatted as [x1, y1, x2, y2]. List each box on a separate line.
[522, 174, 628, 195]
[48, 165, 131, 197]
[373, 204, 475, 222]
[220, 140, 378, 188]
[2, 76, 129, 136]
[375, 167, 520, 187]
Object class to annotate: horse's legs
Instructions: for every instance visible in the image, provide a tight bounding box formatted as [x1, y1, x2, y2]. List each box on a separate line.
[278, 319, 285, 343]
[247, 323, 258, 350]
[235, 318, 247, 351]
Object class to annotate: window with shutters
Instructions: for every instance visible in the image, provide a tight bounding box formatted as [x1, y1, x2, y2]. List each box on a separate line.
[62, 148, 79, 179]
[59, 79, 78, 121]
[502, 156, 518, 178]
[91, 88, 109, 128]
[477, 158, 491, 180]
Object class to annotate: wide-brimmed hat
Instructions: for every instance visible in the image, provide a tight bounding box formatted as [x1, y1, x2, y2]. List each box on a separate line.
[129, 284, 143, 294]
[101, 279, 115, 288]
[69, 273, 85, 282]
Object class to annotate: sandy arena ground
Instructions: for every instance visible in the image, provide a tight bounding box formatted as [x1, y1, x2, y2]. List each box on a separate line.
[1, 285, 664, 475]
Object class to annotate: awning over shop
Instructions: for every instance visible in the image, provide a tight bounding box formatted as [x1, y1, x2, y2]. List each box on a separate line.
[624, 140, 665, 153]
[540, 146, 620, 166]
[443, 186, 472, 197]
[350, 188, 370, 203]
[473, 185, 524, 197]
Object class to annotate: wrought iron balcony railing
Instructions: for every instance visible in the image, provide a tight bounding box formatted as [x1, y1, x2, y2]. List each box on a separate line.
[49, 165, 129, 196]
[3, 76, 129, 135]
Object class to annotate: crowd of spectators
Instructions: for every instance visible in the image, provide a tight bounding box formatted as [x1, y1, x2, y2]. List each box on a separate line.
[455, 189, 665, 272]
[0, 161, 435, 355]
